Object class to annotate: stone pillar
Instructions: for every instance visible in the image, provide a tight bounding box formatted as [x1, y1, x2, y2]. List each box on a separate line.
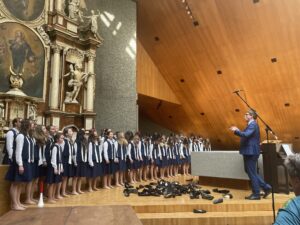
[49, 45, 62, 110]
[49, 0, 54, 12]
[55, 0, 63, 12]
[86, 52, 96, 112]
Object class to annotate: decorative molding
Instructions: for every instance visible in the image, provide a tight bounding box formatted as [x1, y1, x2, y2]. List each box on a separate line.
[41, 11, 46, 20]
[66, 48, 84, 66]
[86, 51, 96, 61]
[37, 26, 51, 45]
[67, 0, 82, 22]
[0, 11, 5, 19]
[51, 44, 63, 54]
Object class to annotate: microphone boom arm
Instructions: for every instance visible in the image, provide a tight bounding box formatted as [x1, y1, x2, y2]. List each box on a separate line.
[233, 91, 278, 140]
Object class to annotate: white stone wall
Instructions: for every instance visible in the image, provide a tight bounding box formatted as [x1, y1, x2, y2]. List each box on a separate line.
[86, 0, 137, 132]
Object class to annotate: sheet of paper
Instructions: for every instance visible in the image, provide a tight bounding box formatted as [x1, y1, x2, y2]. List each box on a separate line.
[282, 144, 293, 156]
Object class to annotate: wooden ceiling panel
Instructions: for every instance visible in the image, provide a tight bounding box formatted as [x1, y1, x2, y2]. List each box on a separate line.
[137, 0, 300, 150]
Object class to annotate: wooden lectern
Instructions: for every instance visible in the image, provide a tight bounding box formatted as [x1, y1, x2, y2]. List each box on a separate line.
[261, 143, 290, 194]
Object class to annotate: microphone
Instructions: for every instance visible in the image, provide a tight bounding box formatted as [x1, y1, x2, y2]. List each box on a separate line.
[233, 89, 243, 94]
[270, 131, 278, 140]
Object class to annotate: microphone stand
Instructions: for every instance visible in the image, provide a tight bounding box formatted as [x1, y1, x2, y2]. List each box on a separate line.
[234, 91, 277, 223]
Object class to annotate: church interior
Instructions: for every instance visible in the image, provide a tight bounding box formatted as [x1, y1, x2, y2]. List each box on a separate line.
[1, 0, 300, 224]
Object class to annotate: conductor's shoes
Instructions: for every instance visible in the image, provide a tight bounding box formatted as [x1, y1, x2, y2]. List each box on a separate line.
[263, 188, 272, 199]
[245, 194, 261, 200]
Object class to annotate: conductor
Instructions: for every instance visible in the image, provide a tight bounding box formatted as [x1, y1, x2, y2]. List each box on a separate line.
[230, 109, 272, 200]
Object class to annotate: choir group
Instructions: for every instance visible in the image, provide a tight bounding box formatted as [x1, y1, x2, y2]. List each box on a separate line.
[2, 118, 211, 211]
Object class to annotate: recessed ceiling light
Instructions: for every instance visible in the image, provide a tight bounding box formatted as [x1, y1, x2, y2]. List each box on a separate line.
[193, 21, 199, 26]
[217, 70, 222, 75]
[284, 103, 290, 107]
[154, 36, 160, 41]
[200, 112, 205, 116]
[235, 109, 240, 112]
[180, 79, 185, 83]
[271, 57, 277, 63]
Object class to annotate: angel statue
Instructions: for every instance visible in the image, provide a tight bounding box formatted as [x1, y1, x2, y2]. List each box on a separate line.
[82, 10, 101, 37]
[63, 63, 88, 103]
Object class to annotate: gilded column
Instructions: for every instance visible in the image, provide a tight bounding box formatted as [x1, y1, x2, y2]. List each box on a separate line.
[86, 51, 96, 112]
[49, 45, 62, 110]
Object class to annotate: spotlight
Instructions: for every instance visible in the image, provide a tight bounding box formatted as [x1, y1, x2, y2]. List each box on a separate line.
[180, 0, 199, 27]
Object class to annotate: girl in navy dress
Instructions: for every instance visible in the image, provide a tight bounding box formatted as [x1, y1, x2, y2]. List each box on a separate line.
[71, 130, 79, 195]
[46, 132, 64, 203]
[114, 132, 128, 186]
[181, 138, 190, 175]
[4, 118, 23, 211]
[14, 119, 34, 208]
[75, 129, 88, 194]
[125, 131, 133, 183]
[172, 137, 181, 176]
[127, 135, 140, 183]
[134, 132, 143, 182]
[166, 137, 174, 178]
[150, 135, 160, 181]
[103, 130, 115, 188]
[23, 120, 36, 205]
[141, 137, 151, 181]
[61, 127, 74, 197]
[30, 125, 46, 203]
[35, 126, 48, 178]
[44, 125, 56, 168]
[148, 137, 155, 181]
[159, 136, 167, 179]
[44, 125, 55, 197]
[87, 129, 102, 191]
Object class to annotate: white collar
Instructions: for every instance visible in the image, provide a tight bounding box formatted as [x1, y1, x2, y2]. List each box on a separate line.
[248, 119, 255, 125]
[12, 127, 19, 132]
[107, 138, 113, 143]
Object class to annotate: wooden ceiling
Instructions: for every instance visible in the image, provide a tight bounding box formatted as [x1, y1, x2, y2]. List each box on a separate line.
[137, 0, 300, 150]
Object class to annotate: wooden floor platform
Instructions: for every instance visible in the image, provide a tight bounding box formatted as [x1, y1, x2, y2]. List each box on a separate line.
[0, 206, 142, 225]
[138, 211, 274, 225]
[0, 175, 295, 225]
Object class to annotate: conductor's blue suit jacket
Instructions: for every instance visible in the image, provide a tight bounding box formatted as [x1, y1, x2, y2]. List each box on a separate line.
[234, 121, 260, 155]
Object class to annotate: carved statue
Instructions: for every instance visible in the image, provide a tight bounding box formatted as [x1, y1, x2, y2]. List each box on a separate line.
[68, 0, 82, 21]
[9, 66, 24, 89]
[28, 104, 37, 120]
[0, 102, 4, 118]
[0, 102, 4, 138]
[63, 63, 88, 103]
[82, 10, 101, 37]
